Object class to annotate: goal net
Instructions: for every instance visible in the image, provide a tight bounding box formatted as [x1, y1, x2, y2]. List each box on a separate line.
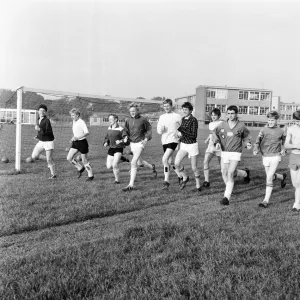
[0, 87, 162, 175]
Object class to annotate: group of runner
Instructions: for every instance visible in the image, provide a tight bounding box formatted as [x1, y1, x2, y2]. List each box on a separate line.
[30, 100, 300, 211]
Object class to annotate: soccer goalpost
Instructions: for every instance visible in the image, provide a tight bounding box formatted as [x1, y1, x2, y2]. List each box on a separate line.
[0, 86, 162, 174]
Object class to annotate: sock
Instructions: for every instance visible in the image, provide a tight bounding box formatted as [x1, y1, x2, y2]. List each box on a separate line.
[195, 174, 201, 189]
[164, 165, 170, 182]
[129, 167, 137, 186]
[264, 183, 273, 203]
[38, 154, 47, 161]
[237, 169, 247, 178]
[293, 188, 300, 209]
[224, 181, 234, 200]
[71, 159, 83, 171]
[113, 167, 120, 182]
[84, 163, 93, 177]
[274, 173, 283, 181]
[179, 167, 187, 181]
[48, 164, 55, 176]
[141, 160, 152, 169]
[204, 167, 209, 182]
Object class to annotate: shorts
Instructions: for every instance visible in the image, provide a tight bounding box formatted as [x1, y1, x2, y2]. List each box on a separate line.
[262, 155, 281, 167]
[71, 139, 89, 154]
[205, 143, 221, 157]
[163, 142, 178, 152]
[35, 140, 54, 151]
[289, 153, 300, 171]
[130, 141, 145, 152]
[180, 142, 199, 158]
[221, 151, 241, 163]
[108, 147, 124, 156]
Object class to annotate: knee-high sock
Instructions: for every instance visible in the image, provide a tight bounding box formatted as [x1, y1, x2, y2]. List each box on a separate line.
[237, 169, 247, 178]
[274, 173, 283, 181]
[71, 159, 83, 171]
[264, 183, 273, 203]
[204, 167, 209, 182]
[164, 164, 170, 182]
[224, 181, 234, 200]
[195, 174, 201, 189]
[113, 167, 120, 182]
[141, 160, 152, 169]
[293, 188, 300, 209]
[84, 163, 93, 177]
[129, 167, 137, 186]
[48, 164, 55, 176]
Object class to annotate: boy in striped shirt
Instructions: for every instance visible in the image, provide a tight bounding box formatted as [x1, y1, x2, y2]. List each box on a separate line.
[253, 111, 287, 208]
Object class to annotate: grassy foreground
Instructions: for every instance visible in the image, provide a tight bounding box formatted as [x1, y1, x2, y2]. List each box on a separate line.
[1, 128, 300, 299]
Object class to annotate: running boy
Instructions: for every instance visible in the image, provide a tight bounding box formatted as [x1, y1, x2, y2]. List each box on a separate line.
[212, 105, 252, 205]
[284, 108, 300, 212]
[104, 114, 128, 184]
[31, 104, 56, 179]
[173, 102, 202, 191]
[253, 111, 287, 208]
[67, 108, 94, 181]
[157, 99, 182, 189]
[122, 103, 156, 191]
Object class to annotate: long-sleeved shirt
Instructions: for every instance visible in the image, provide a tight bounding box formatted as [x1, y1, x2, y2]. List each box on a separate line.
[254, 125, 286, 157]
[177, 115, 198, 144]
[124, 114, 152, 143]
[286, 125, 300, 154]
[104, 124, 128, 148]
[212, 119, 251, 153]
[157, 112, 182, 145]
[37, 116, 54, 142]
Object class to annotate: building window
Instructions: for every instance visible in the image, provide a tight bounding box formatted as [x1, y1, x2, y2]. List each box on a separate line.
[249, 106, 259, 115]
[259, 107, 269, 115]
[286, 105, 293, 111]
[238, 106, 248, 114]
[286, 115, 292, 120]
[239, 91, 249, 100]
[207, 89, 227, 99]
[206, 90, 216, 98]
[103, 118, 109, 122]
[260, 92, 270, 100]
[206, 104, 215, 112]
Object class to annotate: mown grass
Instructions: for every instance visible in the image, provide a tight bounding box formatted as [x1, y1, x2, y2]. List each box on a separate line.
[1, 128, 299, 299]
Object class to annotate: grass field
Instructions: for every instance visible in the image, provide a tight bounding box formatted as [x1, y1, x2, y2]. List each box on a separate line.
[1, 126, 300, 299]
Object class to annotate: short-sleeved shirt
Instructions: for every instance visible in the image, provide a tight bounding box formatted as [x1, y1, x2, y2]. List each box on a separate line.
[72, 118, 89, 140]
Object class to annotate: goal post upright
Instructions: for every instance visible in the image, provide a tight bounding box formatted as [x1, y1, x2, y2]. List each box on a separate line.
[15, 87, 23, 172]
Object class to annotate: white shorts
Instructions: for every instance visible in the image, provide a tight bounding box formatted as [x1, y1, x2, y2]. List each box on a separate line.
[262, 155, 281, 167]
[180, 142, 199, 158]
[130, 141, 145, 153]
[35, 140, 54, 151]
[221, 151, 241, 163]
[206, 144, 221, 157]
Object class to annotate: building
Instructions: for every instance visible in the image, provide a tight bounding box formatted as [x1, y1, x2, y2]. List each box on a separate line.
[175, 85, 299, 126]
[0, 108, 37, 124]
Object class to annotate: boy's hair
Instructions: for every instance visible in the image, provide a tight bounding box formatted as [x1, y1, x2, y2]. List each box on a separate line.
[163, 99, 173, 106]
[38, 104, 48, 112]
[182, 101, 193, 111]
[129, 102, 140, 110]
[293, 108, 300, 120]
[227, 105, 238, 114]
[267, 110, 280, 120]
[109, 113, 118, 121]
[69, 108, 80, 116]
[211, 108, 221, 117]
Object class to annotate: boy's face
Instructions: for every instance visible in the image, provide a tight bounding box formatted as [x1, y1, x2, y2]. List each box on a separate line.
[71, 113, 79, 121]
[163, 103, 172, 113]
[268, 117, 277, 128]
[38, 108, 46, 118]
[211, 112, 220, 122]
[109, 115, 117, 125]
[183, 107, 192, 117]
[129, 107, 138, 118]
[227, 110, 237, 121]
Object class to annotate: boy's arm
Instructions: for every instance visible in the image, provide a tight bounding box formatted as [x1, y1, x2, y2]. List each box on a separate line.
[284, 128, 300, 149]
[253, 129, 264, 154]
[144, 118, 152, 141]
[177, 119, 198, 139]
[103, 132, 109, 146]
[242, 126, 252, 149]
[157, 116, 164, 135]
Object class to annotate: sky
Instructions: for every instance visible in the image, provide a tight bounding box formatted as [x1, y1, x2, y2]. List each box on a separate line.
[0, 0, 299, 102]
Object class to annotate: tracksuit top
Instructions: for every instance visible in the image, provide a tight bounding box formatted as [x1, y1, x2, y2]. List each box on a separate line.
[208, 120, 223, 146]
[212, 119, 251, 153]
[157, 112, 182, 145]
[104, 124, 128, 148]
[177, 115, 198, 144]
[124, 114, 152, 143]
[254, 125, 286, 157]
[286, 125, 300, 155]
[37, 116, 54, 142]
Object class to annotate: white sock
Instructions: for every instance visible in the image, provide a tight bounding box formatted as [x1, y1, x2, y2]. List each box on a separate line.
[275, 173, 283, 181]
[129, 167, 137, 186]
[224, 181, 234, 200]
[141, 160, 152, 169]
[71, 159, 82, 171]
[113, 167, 120, 182]
[293, 188, 300, 209]
[204, 168, 209, 182]
[237, 169, 247, 178]
[84, 163, 93, 177]
[164, 164, 170, 182]
[264, 184, 273, 203]
[195, 175, 201, 189]
[48, 164, 55, 176]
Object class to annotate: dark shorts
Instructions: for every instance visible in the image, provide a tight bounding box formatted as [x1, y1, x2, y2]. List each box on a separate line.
[71, 139, 89, 154]
[289, 153, 300, 171]
[108, 147, 124, 156]
[163, 142, 178, 153]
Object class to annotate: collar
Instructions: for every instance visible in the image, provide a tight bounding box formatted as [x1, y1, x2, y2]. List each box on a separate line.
[131, 114, 140, 119]
[110, 123, 120, 129]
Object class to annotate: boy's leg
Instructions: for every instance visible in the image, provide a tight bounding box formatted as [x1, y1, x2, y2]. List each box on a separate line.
[162, 148, 174, 184]
[223, 160, 239, 203]
[82, 153, 94, 180]
[191, 154, 201, 189]
[203, 152, 214, 187]
[46, 149, 56, 177]
[291, 169, 300, 210]
[174, 149, 188, 181]
[106, 155, 114, 169]
[112, 152, 122, 182]
[31, 143, 44, 160]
